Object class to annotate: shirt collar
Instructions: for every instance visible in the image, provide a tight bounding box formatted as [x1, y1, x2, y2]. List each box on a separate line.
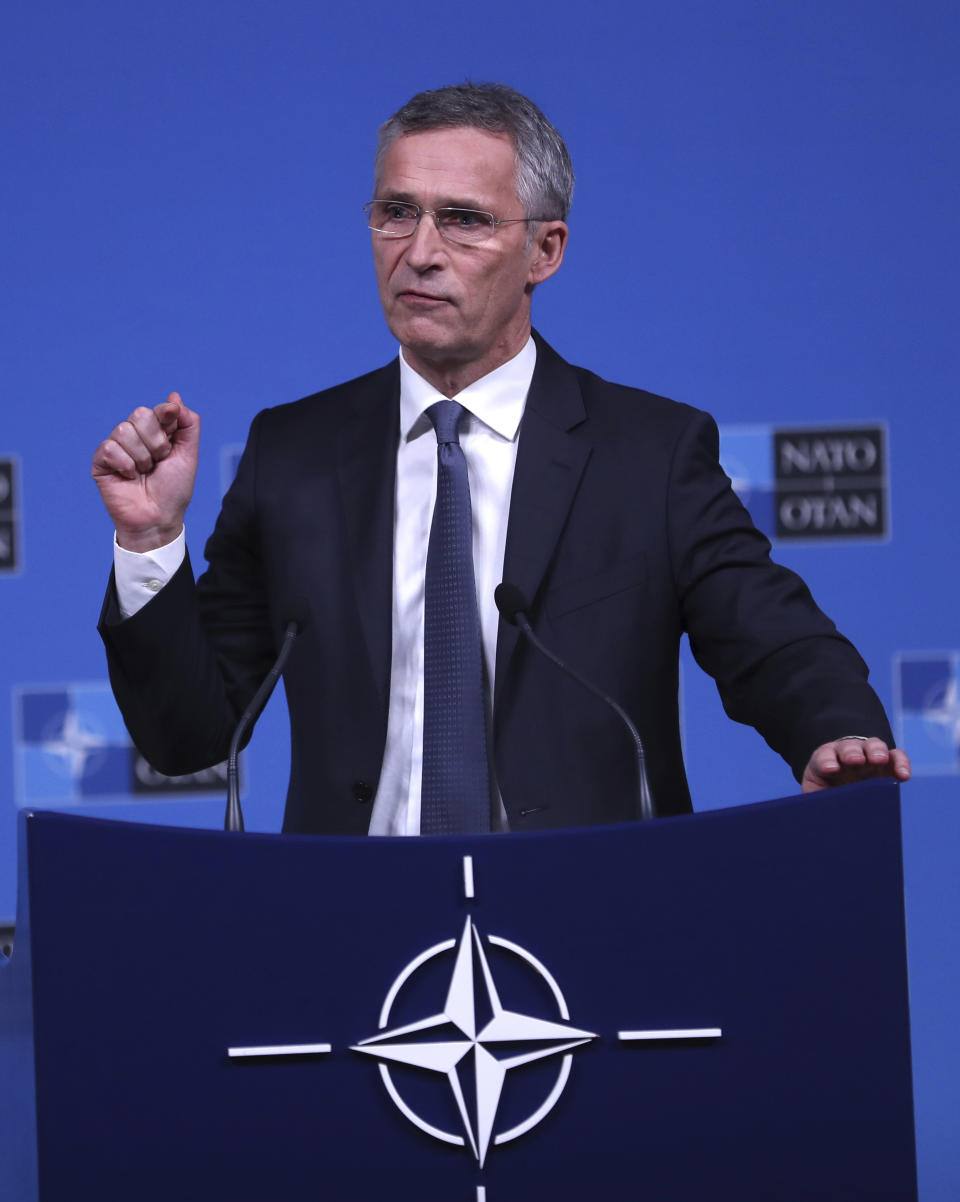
[398, 336, 536, 443]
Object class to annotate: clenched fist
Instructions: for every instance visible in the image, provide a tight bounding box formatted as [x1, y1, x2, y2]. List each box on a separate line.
[91, 393, 200, 552]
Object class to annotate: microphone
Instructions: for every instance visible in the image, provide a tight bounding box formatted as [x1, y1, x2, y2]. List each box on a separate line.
[224, 606, 307, 833]
[494, 582, 655, 822]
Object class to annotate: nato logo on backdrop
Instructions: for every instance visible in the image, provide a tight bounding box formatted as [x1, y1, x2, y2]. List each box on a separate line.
[0, 456, 20, 572]
[894, 653, 960, 775]
[719, 424, 888, 542]
[13, 683, 232, 806]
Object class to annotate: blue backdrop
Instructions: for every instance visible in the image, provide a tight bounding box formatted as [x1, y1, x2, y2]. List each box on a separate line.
[2, 2, 957, 1196]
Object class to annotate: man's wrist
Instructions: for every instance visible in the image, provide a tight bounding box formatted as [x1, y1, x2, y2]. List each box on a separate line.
[114, 523, 185, 553]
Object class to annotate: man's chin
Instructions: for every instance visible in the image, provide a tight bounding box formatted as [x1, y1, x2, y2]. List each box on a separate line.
[389, 319, 470, 366]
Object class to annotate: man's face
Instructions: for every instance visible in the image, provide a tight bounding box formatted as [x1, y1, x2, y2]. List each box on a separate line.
[372, 127, 566, 393]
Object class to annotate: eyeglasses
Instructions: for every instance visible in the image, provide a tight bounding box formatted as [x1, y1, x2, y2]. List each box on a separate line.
[364, 200, 550, 247]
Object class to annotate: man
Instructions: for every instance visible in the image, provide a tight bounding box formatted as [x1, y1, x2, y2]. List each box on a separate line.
[92, 83, 910, 836]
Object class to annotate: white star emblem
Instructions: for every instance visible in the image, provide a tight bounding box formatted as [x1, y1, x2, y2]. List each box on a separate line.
[923, 676, 960, 747]
[227, 855, 721, 1193]
[41, 705, 110, 781]
[352, 916, 596, 1167]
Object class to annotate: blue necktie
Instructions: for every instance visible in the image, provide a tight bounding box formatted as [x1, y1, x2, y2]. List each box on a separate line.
[420, 400, 492, 835]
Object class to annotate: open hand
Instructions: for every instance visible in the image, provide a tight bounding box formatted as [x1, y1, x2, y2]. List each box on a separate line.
[801, 737, 911, 792]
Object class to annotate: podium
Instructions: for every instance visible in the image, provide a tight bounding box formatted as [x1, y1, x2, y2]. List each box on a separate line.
[0, 781, 916, 1200]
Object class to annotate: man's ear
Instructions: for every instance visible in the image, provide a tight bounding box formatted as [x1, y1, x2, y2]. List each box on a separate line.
[527, 221, 569, 287]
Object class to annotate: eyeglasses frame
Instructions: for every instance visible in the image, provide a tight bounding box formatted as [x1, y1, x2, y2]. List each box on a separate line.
[363, 200, 553, 245]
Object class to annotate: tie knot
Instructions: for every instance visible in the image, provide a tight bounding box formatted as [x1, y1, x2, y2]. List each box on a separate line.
[426, 399, 465, 446]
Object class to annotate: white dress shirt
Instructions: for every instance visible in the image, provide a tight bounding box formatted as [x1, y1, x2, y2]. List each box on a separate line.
[113, 337, 535, 835]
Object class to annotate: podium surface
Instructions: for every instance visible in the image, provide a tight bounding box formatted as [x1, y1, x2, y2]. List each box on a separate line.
[0, 781, 916, 1200]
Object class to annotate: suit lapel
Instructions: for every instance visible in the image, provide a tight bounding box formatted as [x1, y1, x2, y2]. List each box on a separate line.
[336, 361, 400, 709]
[495, 334, 590, 705]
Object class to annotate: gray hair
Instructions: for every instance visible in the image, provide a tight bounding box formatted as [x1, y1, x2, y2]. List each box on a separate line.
[375, 82, 574, 221]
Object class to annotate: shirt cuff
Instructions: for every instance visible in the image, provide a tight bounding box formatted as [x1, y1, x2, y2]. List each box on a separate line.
[113, 529, 186, 620]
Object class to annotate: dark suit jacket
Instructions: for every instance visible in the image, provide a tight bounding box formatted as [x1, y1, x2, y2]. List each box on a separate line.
[100, 333, 894, 834]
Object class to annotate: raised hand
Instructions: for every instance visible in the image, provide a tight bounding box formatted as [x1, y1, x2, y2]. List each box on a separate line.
[91, 393, 200, 551]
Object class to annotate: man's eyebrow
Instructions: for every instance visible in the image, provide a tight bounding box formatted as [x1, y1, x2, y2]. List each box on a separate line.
[436, 196, 490, 211]
[377, 189, 492, 211]
[378, 190, 418, 203]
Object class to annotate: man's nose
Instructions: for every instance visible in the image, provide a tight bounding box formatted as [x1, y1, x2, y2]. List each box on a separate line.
[404, 212, 446, 269]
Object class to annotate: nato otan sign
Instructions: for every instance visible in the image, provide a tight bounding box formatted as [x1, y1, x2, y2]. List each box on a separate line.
[720, 424, 888, 543]
[0, 457, 20, 572]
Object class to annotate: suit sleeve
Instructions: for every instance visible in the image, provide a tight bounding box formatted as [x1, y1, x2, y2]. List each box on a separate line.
[667, 410, 894, 780]
[98, 411, 278, 775]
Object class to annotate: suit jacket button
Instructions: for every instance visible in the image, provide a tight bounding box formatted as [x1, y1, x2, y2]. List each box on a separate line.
[352, 780, 374, 804]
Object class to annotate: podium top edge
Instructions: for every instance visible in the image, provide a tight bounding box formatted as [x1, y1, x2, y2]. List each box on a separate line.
[17, 779, 899, 846]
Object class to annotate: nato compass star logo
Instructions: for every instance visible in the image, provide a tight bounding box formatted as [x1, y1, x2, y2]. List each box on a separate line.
[351, 913, 595, 1167]
[14, 684, 131, 804]
[227, 856, 721, 1199]
[895, 652, 960, 773]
